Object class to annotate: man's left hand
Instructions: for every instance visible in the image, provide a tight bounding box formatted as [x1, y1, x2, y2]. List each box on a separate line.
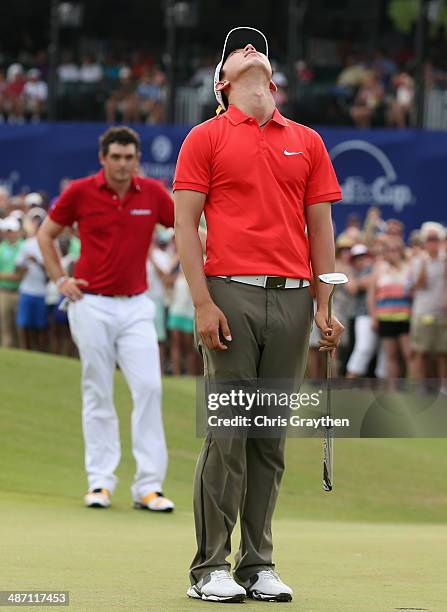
[314, 310, 345, 358]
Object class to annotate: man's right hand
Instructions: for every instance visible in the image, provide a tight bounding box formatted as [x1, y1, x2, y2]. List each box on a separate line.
[59, 278, 89, 301]
[196, 300, 232, 351]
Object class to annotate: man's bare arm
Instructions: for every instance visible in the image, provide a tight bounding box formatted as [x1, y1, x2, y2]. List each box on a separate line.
[306, 202, 344, 351]
[174, 189, 231, 351]
[37, 217, 87, 300]
[413, 257, 427, 290]
[306, 203, 335, 311]
[37, 217, 66, 281]
[174, 190, 209, 307]
[0, 269, 24, 282]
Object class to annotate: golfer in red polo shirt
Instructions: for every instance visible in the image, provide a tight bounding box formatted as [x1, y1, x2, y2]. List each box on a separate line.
[38, 127, 175, 512]
[174, 27, 344, 602]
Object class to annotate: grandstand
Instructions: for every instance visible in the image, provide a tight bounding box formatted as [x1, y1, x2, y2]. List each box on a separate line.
[0, 0, 446, 126]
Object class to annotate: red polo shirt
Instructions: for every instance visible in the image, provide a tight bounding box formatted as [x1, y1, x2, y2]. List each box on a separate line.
[49, 170, 174, 295]
[173, 104, 341, 279]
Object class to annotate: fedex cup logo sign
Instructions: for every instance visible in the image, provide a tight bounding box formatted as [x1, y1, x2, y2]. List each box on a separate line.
[142, 135, 175, 181]
[329, 140, 415, 212]
[151, 135, 172, 163]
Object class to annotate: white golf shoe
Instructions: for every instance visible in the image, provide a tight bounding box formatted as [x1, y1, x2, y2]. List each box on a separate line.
[187, 569, 246, 603]
[242, 568, 293, 602]
[133, 491, 174, 513]
[84, 488, 111, 508]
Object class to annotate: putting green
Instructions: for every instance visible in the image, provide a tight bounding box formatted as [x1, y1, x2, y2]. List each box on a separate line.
[1, 349, 446, 611]
[2, 495, 446, 611]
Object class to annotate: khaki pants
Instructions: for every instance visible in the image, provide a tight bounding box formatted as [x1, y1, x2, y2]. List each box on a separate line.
[190, 277, 313, 584]
[411, 315, 447, 354]
[0, 289, 19, 348]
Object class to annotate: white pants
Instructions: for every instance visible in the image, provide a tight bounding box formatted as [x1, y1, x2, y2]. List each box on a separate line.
[346, 315, 378, 376]
[68, 293, 167, 499]
[374, 342, 387, 379]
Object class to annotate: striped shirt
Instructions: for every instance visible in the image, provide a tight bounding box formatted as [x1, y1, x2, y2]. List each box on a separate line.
[375, 261, 411, 322]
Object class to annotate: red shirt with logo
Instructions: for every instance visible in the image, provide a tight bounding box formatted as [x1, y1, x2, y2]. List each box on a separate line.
[173, 104, 341, 279]
[49, 170, 174, 295]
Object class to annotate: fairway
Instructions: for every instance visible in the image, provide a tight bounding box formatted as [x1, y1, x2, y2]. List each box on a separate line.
[1, 349, 447, 611]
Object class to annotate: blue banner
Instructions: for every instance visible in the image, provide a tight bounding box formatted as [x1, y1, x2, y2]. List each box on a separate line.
[0, 123, 446, 233]
[322, 128, 447, 234]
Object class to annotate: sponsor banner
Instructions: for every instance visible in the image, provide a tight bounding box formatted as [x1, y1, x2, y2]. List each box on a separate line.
[322, 128, 447, 233]
[0, 124, 446, 232]
[0, 122, 188, 196]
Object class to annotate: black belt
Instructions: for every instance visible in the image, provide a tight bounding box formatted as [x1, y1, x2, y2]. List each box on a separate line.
[83, 291, 145, 299]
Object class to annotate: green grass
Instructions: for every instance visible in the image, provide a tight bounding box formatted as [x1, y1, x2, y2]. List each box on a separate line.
[1, 349, 447, 611]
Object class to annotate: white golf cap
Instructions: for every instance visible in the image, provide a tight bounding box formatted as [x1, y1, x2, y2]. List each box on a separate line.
[1, 216, 21, 232]
[419, 221, 445, 241]
[350, 244, 369, 257]
[24, 192, 43, 207]
[7, 63, 23, 80]
[214, 26, 268, 109]
[27, 206, 47, 220]
[9, 209, 24, 220]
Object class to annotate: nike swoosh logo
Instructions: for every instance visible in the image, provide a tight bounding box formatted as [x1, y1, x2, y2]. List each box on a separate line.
[284, 150, 303, 156]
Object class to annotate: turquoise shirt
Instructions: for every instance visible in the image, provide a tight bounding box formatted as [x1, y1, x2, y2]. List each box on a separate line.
[0, 239, 24, 291]
[69, 236, 81, 262]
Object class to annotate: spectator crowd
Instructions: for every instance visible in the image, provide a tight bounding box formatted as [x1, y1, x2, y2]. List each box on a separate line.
[308, 208, 447, 391]
[0, 182, 201, 375]
[0, 63, 48, 123]
[0, 51, 168, 124]
[335, 52, 416, 128]
[1, 181, 447, 387]
[2, 39, 447, 126]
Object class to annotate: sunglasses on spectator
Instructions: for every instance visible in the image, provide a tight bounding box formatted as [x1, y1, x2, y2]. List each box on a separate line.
[426, 235, 440, 241]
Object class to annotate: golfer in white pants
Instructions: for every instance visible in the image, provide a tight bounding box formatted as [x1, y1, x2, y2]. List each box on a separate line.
[68, 293, 167, 500]
[38, 126, 175, 512]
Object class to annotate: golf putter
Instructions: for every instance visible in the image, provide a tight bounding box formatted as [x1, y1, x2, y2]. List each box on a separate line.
[318, 273, 348, 492]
